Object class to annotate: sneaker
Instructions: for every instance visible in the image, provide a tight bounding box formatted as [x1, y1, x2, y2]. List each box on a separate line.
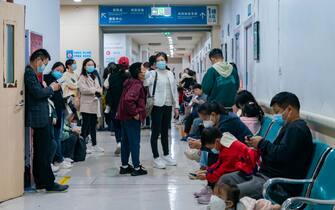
[51, 164, 60, 173]
[162, 155, 177, 166]
[86, 147, 92, 154]
[114, 142, 121, 155]
[46, 182, 69, 192]
[194, 186, 212, 198]
[119, 164, 134, 175]
[184, 149, 200, 162]
[197, 194, 212, 205]
[57, 161, 73, 169]
[131, 165, 148, 176]
[92, 145, 104, 153]
[64, 158, 74, 163]
[104, 106, 111, 114]
[35, 185, 46, 192]
[153, 157, 166, 169]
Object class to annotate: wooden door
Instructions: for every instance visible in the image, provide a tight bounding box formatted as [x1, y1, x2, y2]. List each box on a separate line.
[0, 1, 25, 202]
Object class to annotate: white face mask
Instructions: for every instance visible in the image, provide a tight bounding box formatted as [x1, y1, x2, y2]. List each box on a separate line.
[203, 120, 214, 128]
[208, 195, 226, 210]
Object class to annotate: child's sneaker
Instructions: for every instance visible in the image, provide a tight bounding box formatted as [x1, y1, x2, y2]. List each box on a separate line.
[197, 193, 212, 205]
[131, 165, 148, 176]
[194, 186, 212, 198]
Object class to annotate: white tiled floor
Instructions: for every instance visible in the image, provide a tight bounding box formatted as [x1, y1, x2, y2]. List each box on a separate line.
[0, 125, 206, 210]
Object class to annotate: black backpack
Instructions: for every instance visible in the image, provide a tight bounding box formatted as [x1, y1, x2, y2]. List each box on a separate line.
[73, 136, 87, 162]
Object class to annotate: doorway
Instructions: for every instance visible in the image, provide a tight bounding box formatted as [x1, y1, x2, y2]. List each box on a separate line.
[245, 24, 254, 91]
[0, 2, 25, 202]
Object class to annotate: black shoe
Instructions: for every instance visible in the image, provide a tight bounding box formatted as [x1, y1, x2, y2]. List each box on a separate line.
[119, 164, 134, 175]
[46, 183, 69, 192]
[131, 165, 148, 176]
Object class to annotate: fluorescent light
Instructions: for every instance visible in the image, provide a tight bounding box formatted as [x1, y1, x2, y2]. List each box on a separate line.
[74, 0, 82, 2]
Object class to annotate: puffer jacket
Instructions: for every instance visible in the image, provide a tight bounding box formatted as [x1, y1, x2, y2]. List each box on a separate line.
[206, 132, 260, 184]
[117, 78, 147, 121]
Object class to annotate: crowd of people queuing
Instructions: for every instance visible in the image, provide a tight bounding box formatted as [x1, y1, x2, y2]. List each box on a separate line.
[25, 48, 314, 210]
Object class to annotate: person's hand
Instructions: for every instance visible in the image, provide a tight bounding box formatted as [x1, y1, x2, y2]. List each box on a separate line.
[71, 127, 81, 135]
[188, 139, 201, 149]
[50, 82, 60, 91]
[134, 114, 140, 121]
[245, 136, 263, 149]
[196, 173, 207, 180]
[174, 108, 179, 119]
[42, 81, 47, 88]
[192, 98, 199, 104]
[52, 118, 57, 125]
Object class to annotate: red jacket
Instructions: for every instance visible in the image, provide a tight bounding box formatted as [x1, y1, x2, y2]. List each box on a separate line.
[117, 78, 147, 121]
[206, 140, 260, 184]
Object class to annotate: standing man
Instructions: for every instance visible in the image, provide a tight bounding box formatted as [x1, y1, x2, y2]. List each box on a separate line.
[25, 49, 69, 192]
[201, 48, 239, 111]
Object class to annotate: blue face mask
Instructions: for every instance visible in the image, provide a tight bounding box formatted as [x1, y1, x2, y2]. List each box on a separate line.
[273, 114, 285, 125]
[52, 70, 63, 80]
[211, 148, 219, 154]
[71, 64, 77, 70]
[156, 61, 167, 70]
[86, 66, 95, 73]
[37, 64, 46, 73]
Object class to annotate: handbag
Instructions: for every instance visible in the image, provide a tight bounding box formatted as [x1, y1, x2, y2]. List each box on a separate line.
[146, 71, 158, 116]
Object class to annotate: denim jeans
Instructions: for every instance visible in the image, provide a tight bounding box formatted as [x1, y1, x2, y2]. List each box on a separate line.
[121, 119, 141, 168]
[53, 110, 65, 163]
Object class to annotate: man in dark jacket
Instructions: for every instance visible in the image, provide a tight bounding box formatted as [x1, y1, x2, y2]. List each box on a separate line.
[25, 49, 68, 192]
[108, 56, 130, 155]
[218, 92, 313, 203]
[201, 48, 239, 109]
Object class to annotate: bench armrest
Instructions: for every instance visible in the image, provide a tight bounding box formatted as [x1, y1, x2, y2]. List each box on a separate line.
[281, 197, 335, 209]
[263, 178, 313, 204]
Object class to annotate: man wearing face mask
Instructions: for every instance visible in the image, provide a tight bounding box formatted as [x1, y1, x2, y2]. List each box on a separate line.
[219, 92, 313, 203]
[25, 49, 68, 192]
[202, 49, 239, 110]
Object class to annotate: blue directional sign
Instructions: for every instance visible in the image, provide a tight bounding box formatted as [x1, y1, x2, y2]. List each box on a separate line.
[99, 5, 218, 26]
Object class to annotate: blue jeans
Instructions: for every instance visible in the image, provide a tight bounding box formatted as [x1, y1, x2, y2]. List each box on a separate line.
[121, 119, 141, 168]
[54, 110, 65, 163]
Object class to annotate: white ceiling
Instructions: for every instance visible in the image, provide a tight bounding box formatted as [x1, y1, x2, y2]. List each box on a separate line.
[128, 32, 206, 57]
[61, 0, 221, 5]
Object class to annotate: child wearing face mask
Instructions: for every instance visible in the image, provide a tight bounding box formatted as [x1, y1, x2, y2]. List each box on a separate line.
[240, 102, 263, 135]
[208, 181, 281, 210]
[195, 127, 260, 205]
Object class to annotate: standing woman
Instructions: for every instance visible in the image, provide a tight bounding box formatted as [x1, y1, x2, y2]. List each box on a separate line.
[44, 62, 72, 168]
[117, 62, 148, 176]
[78, 58, 104, 153]
[147, 52, 180, 169]
[63, 59, 79, 120]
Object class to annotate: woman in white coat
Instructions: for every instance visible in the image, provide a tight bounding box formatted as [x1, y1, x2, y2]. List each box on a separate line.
[146, 52, 180, 169]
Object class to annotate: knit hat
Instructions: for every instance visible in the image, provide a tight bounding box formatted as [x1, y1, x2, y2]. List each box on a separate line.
[118, 56, 130, 69]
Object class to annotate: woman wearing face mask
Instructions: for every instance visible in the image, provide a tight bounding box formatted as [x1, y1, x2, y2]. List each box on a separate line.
[62, 59, 80, 120]
[145, 52, 180, 169]
[44, 62, 72, 169]
[78, 58, 104, 153]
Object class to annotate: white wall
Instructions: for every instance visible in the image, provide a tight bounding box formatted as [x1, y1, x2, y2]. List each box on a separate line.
[60, 6, 100, 71]
[15, 0, 60, 68]
[221, 0, 335, 118]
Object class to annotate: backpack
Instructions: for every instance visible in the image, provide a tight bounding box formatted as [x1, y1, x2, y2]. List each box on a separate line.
[73, 136, 87, 162]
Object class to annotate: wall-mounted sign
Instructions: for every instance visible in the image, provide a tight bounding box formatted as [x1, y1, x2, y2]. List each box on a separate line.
[66, 50, 92, 59]
[248, 4, 252, 17]
[236, 14, 241, 26]
[99, 5, 218, 26]
[253, 21, 260, 60]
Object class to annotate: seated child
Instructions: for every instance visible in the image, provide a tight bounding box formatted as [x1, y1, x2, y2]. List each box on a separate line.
[240, 102, 263, 135]
[207, 181, 281, 210]
[195, 127, 260, 205]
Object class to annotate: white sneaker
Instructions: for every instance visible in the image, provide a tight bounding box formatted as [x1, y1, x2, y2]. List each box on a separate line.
[86, 147, 92, 154]
[59, 161, 73, 169]
[92, 145, 104, 153]
[64, 158, 74, 163]
[51, 164, 60, 173]
[162, 155, 177, 166]
[153, 158, 166, 169]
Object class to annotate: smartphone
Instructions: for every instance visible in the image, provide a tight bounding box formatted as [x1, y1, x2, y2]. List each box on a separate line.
[246, 135, 253, 141]
[189, 173, 197, 177]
